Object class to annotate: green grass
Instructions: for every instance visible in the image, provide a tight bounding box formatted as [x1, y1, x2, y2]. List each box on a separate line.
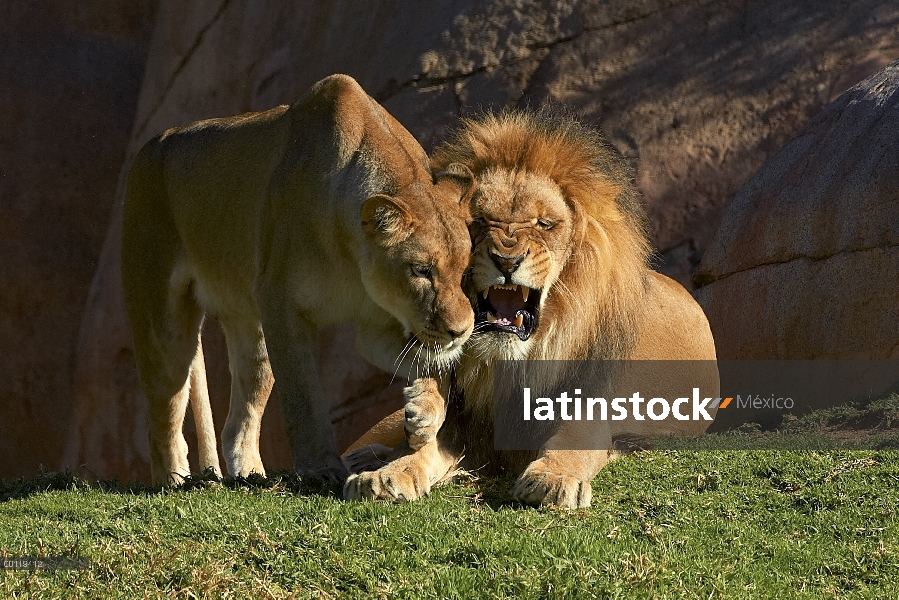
[659, 393, 899, 451]
[2, 448, 898, 598]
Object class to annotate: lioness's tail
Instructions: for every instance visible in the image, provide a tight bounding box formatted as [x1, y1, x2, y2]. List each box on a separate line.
[188, 338, 221, 477]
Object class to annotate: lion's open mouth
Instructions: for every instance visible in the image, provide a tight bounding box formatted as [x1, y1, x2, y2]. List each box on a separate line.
[474, 284, 541, 341]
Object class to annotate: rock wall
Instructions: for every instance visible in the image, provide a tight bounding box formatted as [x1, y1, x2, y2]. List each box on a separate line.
[4, 0, 897, 480]
[0, 2, 157, 479]
[695, 60, 899, 360]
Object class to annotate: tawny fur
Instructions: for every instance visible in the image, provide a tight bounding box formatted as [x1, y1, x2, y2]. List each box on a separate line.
[345, 109, 719, 507]
[123, 74, 475, 486]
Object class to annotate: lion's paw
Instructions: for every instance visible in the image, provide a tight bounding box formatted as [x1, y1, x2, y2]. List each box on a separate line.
[511, 463, 592, 509]
[343, 463, 430, 502]
[343, 444, 393, 474]
[403, 378, 445, 450]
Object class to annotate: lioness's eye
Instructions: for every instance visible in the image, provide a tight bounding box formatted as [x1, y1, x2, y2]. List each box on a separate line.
[537, 219, 554, 230]
[411, 264, 432, 278]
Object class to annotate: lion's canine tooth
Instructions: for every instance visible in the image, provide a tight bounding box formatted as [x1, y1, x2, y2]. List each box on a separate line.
[487, 313, 497, 323]
[482, 288, 490, 300]
[521, 287, 530, 302]
[513, 314, 524, 328]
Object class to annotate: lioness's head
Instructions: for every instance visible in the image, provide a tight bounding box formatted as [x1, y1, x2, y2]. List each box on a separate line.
[360, 163, 476, 367]
[433, 109, 650, 362]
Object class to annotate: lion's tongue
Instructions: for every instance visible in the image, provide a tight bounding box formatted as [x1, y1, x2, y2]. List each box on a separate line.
[489, 288, 525, 322]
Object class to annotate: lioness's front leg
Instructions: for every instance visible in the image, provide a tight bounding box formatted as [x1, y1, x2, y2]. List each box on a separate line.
[344, 381, 461, 502]
[261, 299, 348, 484]
[356, 323, 448, 450]
[343, 438, 458, 502]
[402, 378, 446, 450]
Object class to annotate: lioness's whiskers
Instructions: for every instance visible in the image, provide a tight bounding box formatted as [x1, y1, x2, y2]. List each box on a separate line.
[391, 336, 420, 383]
[411, 343, 425, 380]
[391, 337, 421, 384]
[394, 336, 418, 368]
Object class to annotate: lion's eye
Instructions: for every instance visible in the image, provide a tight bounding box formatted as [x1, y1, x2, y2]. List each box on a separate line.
[411, 264, 432, 278]
[537, 219, 554, 230]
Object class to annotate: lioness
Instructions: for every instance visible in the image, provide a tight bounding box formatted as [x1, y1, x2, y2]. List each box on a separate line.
[344, 109, 719, 507]
[122, 74, 475, 486]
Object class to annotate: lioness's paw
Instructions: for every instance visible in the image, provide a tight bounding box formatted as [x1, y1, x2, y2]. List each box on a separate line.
[403, 378, 445, 450]
[343, 464, 430, 502]
[511, 465, 592, 509]
[343, 443, 393, 474]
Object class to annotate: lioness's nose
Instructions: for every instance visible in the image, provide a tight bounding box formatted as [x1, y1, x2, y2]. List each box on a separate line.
[490, 251, 526, 275]
[446, 326, 469, 340]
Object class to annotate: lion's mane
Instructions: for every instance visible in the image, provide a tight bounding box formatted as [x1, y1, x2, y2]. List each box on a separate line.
[433, 108, 651, 365]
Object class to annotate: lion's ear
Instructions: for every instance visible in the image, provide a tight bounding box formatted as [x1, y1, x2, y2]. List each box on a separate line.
[435, 162, 476, 206]
[361, 194, 414, 245]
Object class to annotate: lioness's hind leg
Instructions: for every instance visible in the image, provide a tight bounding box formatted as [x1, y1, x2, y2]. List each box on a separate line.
[188, 339, 221, 477]
[129, 287, 206, 486]
[220, 318, 273, 478]
[123, 143, 210, 486]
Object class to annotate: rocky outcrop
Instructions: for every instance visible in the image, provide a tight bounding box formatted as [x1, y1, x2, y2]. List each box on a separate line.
[4, 0, 897, 480]
[96, 0, 899, 289]
[0, 2, 157, 479]
[695, 60, 899, 360]
[62, 1, 899, 482]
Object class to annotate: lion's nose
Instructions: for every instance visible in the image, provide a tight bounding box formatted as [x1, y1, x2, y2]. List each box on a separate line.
[490, 251, 526, 275]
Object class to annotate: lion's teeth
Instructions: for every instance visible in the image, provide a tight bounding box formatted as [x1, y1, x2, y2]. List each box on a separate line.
[521, 287, 530, 302]
[512, 285, 518, 291]
[486, 313, 497, 323]
[482, 288, 489, 299]
[513, 314, 524, 328]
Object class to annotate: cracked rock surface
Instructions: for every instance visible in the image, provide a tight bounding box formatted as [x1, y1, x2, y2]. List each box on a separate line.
[695, 60, 899, 359]
[118, 0, 899, 287]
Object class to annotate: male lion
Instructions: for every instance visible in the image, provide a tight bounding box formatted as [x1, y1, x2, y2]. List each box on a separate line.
[344, 109, 719, 507]
[122, 74, 475, 486]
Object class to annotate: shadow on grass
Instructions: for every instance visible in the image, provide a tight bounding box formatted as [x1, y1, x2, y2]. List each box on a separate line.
[442, 471, 526, 511]
[0, 468, 342, 504]
[0, 466, 536, 512]
[13, 394, 896, 505]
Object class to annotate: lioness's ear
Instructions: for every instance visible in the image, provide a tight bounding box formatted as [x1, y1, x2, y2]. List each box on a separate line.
[435, 162, 476, 206]
[361, 194, 414, 244]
